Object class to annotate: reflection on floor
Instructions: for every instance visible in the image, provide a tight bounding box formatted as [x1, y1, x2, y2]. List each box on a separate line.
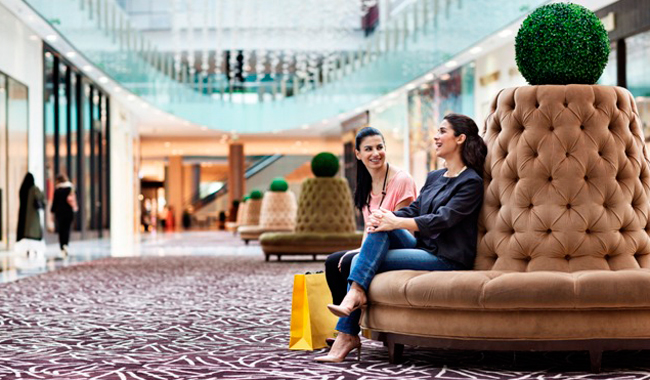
[0, 231, 264, 283]
[0, 231, 649, 379]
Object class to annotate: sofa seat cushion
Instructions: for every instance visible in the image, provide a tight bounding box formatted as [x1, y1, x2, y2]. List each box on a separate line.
[369, 269, 650, 310]
[260, 232, 362, 254]
[239, 225, 292, 240]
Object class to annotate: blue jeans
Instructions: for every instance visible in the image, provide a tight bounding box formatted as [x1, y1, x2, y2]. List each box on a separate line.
[335, 229, 461, 335]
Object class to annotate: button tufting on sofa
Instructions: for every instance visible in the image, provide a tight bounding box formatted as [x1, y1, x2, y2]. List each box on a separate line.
[363, 85, 650, 366]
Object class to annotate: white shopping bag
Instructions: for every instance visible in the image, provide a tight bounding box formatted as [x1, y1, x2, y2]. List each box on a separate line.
[13, 238, 47, 271]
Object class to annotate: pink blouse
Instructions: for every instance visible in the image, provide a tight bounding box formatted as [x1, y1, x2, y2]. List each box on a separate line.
[362, 169, 418, 224]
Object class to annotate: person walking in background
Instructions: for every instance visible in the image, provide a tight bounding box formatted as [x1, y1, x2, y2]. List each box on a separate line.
[50, 174, 77, 259]
[16, 173, 45, 256]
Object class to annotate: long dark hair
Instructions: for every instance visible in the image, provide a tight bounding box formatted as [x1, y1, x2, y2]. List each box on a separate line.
[443, 114, 487, 178]
[353, 126, 385, 212]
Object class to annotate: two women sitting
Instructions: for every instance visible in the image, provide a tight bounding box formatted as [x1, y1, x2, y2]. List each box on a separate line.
[318, 113, 488, 362]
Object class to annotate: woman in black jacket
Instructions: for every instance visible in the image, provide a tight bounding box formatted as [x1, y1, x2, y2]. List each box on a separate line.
[315, 113, 488, 363]
[50, 174, 77, 258]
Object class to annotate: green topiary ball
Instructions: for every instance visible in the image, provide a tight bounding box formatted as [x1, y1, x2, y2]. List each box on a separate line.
[269, 177, 289, 192]
[311, 152, 339, 177]
[515, 3, 610, 85]
[250, 190, 263, 200]
[243, 196, 250, 202]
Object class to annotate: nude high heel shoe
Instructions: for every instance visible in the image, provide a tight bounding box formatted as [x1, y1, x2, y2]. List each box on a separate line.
[314, 343, 362, 363]
[327, 302, 366, 318]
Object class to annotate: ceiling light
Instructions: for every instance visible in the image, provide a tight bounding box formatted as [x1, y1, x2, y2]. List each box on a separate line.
[98, 76, 109, 84]
[127, 95, 135, 101]
[45, 35, 57, 42]
[498, 29, 513, 38]
[469, 46, 483, 54]
[65, 51, 76, 58]
[82, 65, 93, 72]
[445, 60, 458, 68]
[406, 83, 417, 91]
[424, 73, 434, 81]
[45, 52, 52, 58]
[440, 73, 451, 81]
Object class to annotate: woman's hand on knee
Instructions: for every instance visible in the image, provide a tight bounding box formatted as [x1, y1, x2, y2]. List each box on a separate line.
[369, 208, 401, 232]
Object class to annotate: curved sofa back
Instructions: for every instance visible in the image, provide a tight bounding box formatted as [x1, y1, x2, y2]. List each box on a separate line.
[259, 191, 297, 229]
[294, 177, 356, 233]
[477, 85, 650, 272]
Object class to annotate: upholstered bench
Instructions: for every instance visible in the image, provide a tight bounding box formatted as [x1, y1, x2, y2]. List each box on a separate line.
[260, 177, 362, 261]
[362, 85, 650, 372]
[239, 191, 297, 244]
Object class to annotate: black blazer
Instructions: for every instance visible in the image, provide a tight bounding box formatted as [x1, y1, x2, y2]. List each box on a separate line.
[393, 168, 484, 269]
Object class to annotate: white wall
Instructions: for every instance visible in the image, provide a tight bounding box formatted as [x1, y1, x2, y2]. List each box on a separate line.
[0, 3, 43, 186]
[474, 43, 527, 129]
[110, 100, 140, 256]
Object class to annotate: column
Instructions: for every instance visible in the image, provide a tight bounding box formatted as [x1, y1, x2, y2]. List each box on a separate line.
[228, 143, 245, 206]
[167, 155, 183, 230]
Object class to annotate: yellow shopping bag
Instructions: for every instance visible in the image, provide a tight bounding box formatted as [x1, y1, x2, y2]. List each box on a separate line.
[289, 272, 338, 350]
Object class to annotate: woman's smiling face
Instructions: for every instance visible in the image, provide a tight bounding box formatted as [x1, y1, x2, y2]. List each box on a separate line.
[356, 134, 386, 170]
[434, 120, 464, 159]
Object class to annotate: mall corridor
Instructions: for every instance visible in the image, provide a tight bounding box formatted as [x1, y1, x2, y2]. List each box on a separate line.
[2, 0, 650, 378]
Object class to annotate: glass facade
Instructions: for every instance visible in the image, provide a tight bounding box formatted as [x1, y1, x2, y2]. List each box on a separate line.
[626, 30, 650, 138]
[407, 64, 475, 188]
[0, 73, 29, 249]
[43, 46, 111, 239]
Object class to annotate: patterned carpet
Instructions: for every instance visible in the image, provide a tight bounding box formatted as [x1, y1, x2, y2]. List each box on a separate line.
[1, 254, 650, 379]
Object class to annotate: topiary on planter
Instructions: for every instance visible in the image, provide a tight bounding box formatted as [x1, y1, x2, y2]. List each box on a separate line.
[270, 177, 289, 192]
[250, 190, 264, 200]
[243, 195, 250, 202]
[311, 152, 340, 178]
[515, 3, 610, 85]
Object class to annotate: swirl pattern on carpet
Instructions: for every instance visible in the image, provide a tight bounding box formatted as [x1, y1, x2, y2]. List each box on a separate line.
[0, 255, 649, 379]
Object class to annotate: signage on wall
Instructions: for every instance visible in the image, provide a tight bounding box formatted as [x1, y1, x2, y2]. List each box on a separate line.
[479, 71, 500, 87]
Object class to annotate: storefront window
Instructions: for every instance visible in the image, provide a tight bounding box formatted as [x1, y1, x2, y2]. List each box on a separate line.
[43, 47, 111, 238]
[59, 63, 68, 178]
[407, 64, 475, 188]
[7, 78, 29, 245]
[0, 76, 6, 245]
[626, 30, 650, 139]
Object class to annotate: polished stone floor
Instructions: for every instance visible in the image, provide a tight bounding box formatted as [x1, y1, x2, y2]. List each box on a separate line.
[1, 231, 650, 379]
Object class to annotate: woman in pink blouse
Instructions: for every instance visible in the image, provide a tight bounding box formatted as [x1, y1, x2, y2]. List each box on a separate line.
[324, 126, 417, 339]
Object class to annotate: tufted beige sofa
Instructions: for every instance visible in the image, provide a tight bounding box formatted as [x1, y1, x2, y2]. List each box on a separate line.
[237, 198, 262, 233]
[362, 85, 650, 372]
[239, 191, 298, 244]
[260, 177, 363, 261]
